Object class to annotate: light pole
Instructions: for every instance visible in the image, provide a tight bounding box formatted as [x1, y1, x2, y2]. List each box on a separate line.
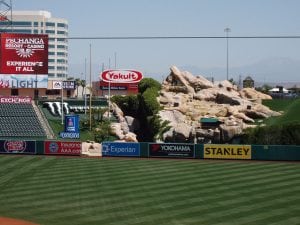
[224, 27, 231, 80]
[34, 63, 39, 100]
[89, 44, 92, 131]
[84, 58, 87, 115]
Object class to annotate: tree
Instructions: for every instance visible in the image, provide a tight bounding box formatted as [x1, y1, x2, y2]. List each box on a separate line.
[75, 78, 81, 97]
[228, 78, 236, 86]
[81, 79, 86, 97]
[138, 77, 161, 94]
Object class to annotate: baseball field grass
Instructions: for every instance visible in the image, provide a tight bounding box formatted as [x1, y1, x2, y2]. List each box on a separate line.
[0, 155, 299, 225]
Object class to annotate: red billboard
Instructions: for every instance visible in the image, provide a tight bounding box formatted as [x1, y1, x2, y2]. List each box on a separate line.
[44, 141, 81, 156]
[99, 80, 139, 92]
[0, 33, 48, 74]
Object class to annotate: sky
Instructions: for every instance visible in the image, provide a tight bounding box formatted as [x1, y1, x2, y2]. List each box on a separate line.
[10, 0, 300, 83]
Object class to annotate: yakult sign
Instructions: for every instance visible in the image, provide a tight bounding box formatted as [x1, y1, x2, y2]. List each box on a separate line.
[101, 70, 143, 83]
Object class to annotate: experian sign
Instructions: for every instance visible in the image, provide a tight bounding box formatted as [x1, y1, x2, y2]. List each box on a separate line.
[102, 142, 140, 157]
[101, 69, 143, 83]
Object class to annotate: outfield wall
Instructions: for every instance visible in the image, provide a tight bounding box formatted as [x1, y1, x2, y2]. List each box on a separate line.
[0, 140, 299, 161]
[101, 142, 300, 161]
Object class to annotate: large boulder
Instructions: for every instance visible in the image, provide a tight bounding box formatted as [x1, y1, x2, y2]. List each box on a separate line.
[173, 122, 192, 142]
[157, 66, 281, 143]
[159, 109, 186, 125]
[240, 88, 272, 100]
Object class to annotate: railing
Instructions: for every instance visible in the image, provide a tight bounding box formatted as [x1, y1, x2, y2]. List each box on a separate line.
[32, 101, 56, 139]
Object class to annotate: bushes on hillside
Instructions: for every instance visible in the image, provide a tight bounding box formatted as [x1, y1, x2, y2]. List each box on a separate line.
[242, 123, 300, 145]
[111, 77, 165, 141]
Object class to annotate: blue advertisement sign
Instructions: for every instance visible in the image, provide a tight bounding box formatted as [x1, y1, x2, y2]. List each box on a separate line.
[60, 132, 80, 139]
[65, 115, 79, 133]
[102, 142, 140, 157]
[0, 140, 36, 154]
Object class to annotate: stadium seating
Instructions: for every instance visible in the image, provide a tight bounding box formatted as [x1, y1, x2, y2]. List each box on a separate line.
[0, 102, 46, 138]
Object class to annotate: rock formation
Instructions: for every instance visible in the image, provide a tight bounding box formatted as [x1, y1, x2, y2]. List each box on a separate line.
[158, 66, 280, 143]
[110, 102, 138, 142]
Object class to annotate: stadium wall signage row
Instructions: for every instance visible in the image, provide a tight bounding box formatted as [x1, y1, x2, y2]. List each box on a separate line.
[204, 144, 251, 160]
[0, 140, 36, 154]
[149, 143, 195, 158]
[102, 142, 140, 157]
[44, 141, 81, 155]
[0, 96, 32, 104]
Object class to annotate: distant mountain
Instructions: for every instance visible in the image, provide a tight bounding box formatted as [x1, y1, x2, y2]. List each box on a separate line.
[180, 57, 300, 84]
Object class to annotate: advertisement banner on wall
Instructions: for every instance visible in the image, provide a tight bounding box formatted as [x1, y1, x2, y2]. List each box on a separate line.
[102, 142, 140, 157]
[44, 141, 81, 155]
[204, 144, 252, 160]
[65, 115, 79, 133]
[0, 140, 36, 154]
[0, 33, 48, 74]
[0, 96, 32, 104]
[149, 143, 195, 158]
[0, 74, 48, 88]
[52, 81, 63, 89]
[63, 81, 76, 89]
[101, 70, 143, 83]
[0, 33, 48, 88]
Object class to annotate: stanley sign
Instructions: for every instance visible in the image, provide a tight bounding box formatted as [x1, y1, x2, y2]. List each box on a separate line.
[204, 144, 251, 160]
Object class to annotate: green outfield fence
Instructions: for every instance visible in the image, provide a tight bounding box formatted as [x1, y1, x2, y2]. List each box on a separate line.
[0, 140, 299, 161]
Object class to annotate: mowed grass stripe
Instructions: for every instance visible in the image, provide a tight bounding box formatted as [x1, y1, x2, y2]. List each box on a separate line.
[2, 157, 275, 196]
[0, 156, 299, 225]
[0, 157, 298, 203]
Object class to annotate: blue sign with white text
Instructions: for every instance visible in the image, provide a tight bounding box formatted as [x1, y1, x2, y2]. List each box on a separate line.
[102, 142, 140, 157]
[65, 115, 79, 133]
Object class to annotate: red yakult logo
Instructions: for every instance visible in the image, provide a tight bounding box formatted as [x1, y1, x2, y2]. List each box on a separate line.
[101, 70, 143, 83]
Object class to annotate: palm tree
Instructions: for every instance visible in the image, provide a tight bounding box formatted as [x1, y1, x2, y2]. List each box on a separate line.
[81, 79, 86, 98]
[75, 78, 81, 97]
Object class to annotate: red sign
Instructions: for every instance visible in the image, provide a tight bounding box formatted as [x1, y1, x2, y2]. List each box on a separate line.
[0, 33, 48, 74]
[101, 69, 143, 83]
[99, 80, 139, 93]
[44, 141, 81, 156]
[0, 96, 32, 104]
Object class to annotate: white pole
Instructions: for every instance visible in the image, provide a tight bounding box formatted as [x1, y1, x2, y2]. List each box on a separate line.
[108, 79, 110, 121]
[89, 44, 92, 131]
[61, 83, 64, 125]
[84, 57, 87, 115]
[224, 27, 231, 81]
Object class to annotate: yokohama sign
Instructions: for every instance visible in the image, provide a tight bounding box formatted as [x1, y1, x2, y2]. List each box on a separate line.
[149, 143, 195, 158]
[101, 69, 143, 83]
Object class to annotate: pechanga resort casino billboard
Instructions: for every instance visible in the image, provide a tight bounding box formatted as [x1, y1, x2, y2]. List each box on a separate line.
[0, 33, 48, 88]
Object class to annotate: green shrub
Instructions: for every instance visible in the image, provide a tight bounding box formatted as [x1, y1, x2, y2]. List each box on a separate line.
[242, 123, 300, 145]
[111, 77, 167, 142]
[138, 78, 161, 94]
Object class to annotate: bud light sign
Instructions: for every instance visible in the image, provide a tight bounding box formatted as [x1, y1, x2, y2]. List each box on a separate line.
[102, 142, 140, 157]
